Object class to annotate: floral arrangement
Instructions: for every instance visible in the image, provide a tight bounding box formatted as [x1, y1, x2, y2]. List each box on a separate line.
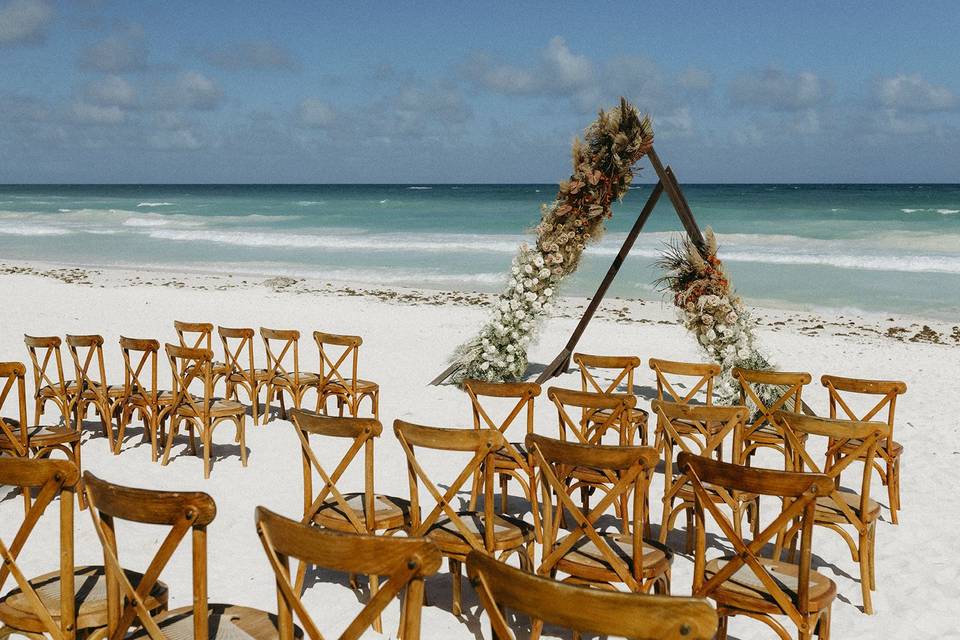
[448, 98, 655, 383]
[656, 228, 779, 405]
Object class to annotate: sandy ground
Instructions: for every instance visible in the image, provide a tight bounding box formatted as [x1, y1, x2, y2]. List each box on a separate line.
[0, 259, 958, 639]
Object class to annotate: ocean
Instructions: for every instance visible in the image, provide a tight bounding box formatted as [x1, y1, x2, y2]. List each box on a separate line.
[1, 183, 958, 319]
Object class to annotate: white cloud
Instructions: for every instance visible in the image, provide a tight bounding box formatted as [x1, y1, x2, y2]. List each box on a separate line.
[0, 0, 53, 46]
[148, 128, 203, 151]
[730, 68, 829, 111]
[875, 74, 956, 112]
[85, 75, 136, 108]
[678, 68, 713, 92]
[541, 36, 593, 92]
[78, 25, 148, 73]
[203, 40, 299, 71]
[164, 71, 223, 110]
[71, 102, 125, 124]
[463, 36, 594, 97]
[298, 98, 337, 128]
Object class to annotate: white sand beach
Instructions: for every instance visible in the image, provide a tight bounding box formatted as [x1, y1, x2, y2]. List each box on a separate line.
[1, 260, 958, 639]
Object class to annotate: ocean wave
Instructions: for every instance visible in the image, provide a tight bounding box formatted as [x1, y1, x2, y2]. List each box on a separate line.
[0, 224, 71, 236]
[137, 202, 174, 207]
[900, 207, 959, 215]
[407, 186, 432, 190]
[295, 201, 323, 206]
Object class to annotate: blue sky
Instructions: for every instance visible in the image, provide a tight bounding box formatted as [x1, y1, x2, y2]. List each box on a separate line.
[1, 1, 958, 183]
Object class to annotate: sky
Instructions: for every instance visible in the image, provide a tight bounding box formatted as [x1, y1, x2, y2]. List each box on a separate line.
[1, 0, 959, 183]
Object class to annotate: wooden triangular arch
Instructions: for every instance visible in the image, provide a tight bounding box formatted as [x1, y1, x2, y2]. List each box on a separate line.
[430, 146, 706, 386]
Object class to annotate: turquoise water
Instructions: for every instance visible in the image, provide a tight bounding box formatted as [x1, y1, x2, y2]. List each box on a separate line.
[1, 184, 959, 318]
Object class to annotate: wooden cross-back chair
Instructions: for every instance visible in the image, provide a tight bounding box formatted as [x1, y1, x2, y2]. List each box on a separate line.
[23, 335, 74, 431]
[114, 338, 164, 460]
[260, 328, 320, 423]
[822, 374, 907, 525]
[394, 419, 535, 617]
[680, 453, 837, 640]
[66, 334, 126, 454]
[173, 321, 229, 389]
[83, 472, 278, 639]
[528, 433, 671, 599]
[572, 352, 650, 445]
[160, 344, 247, 479]
[0, 458, 78, 640]
[219, 326, 270, 426]
[652, 400, 758, 553]
[290, 409, 412, 630]
[314, 332, 379, 420]
[0, 362, 74, 513]
[464, 380, 540, 532]
[649, 358, 720, 453]
[732, 368, 811, 468]
[257, 507, 441, 640]
[467, 551, 717, 640]
[774, 410, 890, 614]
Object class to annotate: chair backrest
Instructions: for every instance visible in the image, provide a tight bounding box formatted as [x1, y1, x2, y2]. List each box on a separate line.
[174, 321, 214, 351]
[528, 433, 658, 591]
[679, 452, 832, 633]
[0, 362, 29, 454]
[119, 337, 159, 406]
[256, 507, 442, 640]
[0, 458, 79, 640]
[290, 409, 380, 534]
[649, 358, 720, 405]
[733, 368, 811, 453]
[821, 374, 906, 455]
[24, 335, 69, 416]
[547, 386, 636, 446]
[465, 379, 539, 438]
[573, 353, 642, 397]
[84, 471, 217, 640]
[217, 326, 255, 379]
[467, 551, 717, 640]
[774, 411, 890, 526]
[394, 419, 505, 552]
[260, 327, 302, 384]
[314, 331, 363, 393]
[66, 334, 109, 394]
[164, 343, 212, 419]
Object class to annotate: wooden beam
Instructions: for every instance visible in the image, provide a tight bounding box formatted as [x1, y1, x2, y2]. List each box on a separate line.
[646, 147, 706, 252]
[534, 180, 664, 384]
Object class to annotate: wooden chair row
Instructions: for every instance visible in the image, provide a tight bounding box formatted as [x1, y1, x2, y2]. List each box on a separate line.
[0, 457, 718, 640]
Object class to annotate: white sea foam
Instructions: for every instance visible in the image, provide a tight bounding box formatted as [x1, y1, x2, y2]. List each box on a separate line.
[900, 207, 959, 214]
[937, 208, 959, 214]
[137, 202, 174, 207]
[407, 186, 432, 190]
[295, 201, 323, 206]
[0, 224, 71, 236]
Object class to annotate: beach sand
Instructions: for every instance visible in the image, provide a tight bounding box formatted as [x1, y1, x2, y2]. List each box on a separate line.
[1, 259, 958, 638]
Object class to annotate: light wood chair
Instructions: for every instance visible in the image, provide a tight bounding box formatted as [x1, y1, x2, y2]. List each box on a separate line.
[84, 472, 278, 639]
[114, 338, 164, 460]
[1, 359, 84, 511]
[260, 328, 321, 423]
[257, 507, 440, 640]
[464, 380, 540, 534]
[775, 410, 890, 614]
[681, 452, 836, 640]
[0, 457, 79, 640]
[290, 408, 412, 631]
[822, 375, 907, 525]
[649, 358, 721, 453]
[528, 433, 671, 597]
[653, 400, 758, 553]
[467, 551, 717, 640]
[573, 352, 649, 444]
[732, 368, 811, 468]
[160, 344, 247, 479]
[66, 334, 126, 454]
[394, 419, 535, 616]
[173, 321, 229, 389]
[219, 326, 270, 426]
[314, 331, 379, 420]
[23, 335, 74, 431]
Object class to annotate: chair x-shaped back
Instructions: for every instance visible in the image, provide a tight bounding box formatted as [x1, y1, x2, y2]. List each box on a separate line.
[573, 353, 650, 445]
[66, 334, 119, 451]
[0, 362, 29, 457]
[732, 368, 811, 467]
[649, 358, 719, 405]
[219, 327, 265, 425]
[24, 335, 71, 429]
[116, 337, 160, 458]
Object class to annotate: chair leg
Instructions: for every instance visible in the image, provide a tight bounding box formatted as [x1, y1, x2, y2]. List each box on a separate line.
[858, 530, 873, 614]
[369, 573, 382, 633]
[237, 417, 248, 467]
[716, 614, 729, 640]
[450, 558, 462, 617]
[888, 458, 900, 524]
[202, 424, 212, 479]
[161, 418, 178, 466]
[816, 604, 832, 639]
[73, 439, 86, 510]
[498, 474, 508, 514]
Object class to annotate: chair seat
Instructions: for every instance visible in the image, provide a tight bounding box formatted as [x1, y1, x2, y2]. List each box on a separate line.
[79, 383, 127, 401]
[426, 511, 533, 555]
[589, 406, 649, 425]
[676, 482, 758, 505]
[227, 369, 272, 384]
[270, 372, 320, 387]
[0, 565, 168, 633]
[323, 379, 379, 395]
[0, 424, 79, 450]
[704, 556, 836, 613]
[492, 442, 529, 468]
[128, 390, 173, 407]
[126, 603, 284, 639]
[554, 531, 672, 584]
[743, 422, 808, 444]
[837, 437, 902, 458]
[176, 398, 246, 418]
[312, 492, 411, 532]
[38, 381, 79, 398]
[815, 488, 880, 523]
